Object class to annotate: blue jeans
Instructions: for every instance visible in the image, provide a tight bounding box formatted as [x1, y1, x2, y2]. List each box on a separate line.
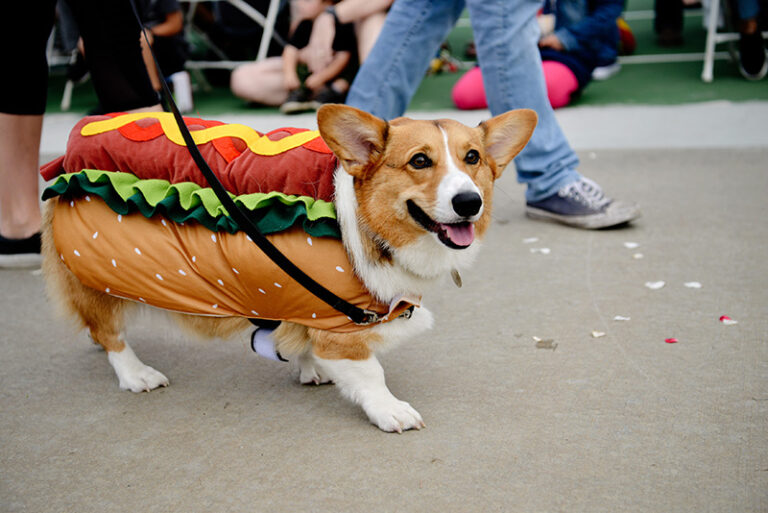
[346, 0, 581, 202]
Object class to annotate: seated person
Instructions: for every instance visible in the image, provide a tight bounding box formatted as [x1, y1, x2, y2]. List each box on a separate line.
[137, 0, 193, 112]
[452, 0, 623, 110]
[231, 0, 358, 113]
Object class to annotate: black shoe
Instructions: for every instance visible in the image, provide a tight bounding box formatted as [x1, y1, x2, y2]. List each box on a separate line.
[526, 178, 641, 229]
[0, 232, 41, 268]
[312, 86, 347, 108]
[280, 88, 314, 114]
[738, 31, 767, 80]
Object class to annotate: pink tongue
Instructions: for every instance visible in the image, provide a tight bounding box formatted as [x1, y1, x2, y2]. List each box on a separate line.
[442, 223, 475, 246]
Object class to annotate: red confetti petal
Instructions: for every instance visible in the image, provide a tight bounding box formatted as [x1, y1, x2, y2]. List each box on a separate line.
[719, 315, 731, 322]
[665, 338, 678, 344]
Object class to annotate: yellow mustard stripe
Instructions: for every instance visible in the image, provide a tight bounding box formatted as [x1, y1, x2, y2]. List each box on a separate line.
[80, 112, 322, 156]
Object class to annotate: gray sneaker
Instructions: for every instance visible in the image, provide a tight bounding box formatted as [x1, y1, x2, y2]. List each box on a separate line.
[525, 177, 641, 229]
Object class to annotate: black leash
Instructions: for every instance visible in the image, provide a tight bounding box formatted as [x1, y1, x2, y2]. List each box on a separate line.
[127, 1, 381, 325]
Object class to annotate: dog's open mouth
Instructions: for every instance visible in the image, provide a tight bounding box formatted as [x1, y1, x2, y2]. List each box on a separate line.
[406, 200, 475, 250]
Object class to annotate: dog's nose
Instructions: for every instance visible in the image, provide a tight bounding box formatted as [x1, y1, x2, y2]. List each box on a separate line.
[452, 191, 482, 218]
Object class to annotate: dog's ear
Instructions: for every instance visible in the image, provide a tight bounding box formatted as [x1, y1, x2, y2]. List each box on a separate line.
[317, 104, 388, 178]
[479, 109, 538, 179]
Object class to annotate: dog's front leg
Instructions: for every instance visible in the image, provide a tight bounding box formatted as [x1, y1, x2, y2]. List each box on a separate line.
[314, 354, 425, 433]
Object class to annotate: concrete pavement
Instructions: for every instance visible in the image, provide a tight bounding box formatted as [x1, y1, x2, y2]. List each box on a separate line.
[1, 103, 767, 512]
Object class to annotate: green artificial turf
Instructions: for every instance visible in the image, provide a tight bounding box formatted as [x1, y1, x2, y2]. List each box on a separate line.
[45, 0, 768, 116]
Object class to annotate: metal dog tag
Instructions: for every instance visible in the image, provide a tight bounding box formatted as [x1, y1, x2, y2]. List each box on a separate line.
[451, 269, 462, 288]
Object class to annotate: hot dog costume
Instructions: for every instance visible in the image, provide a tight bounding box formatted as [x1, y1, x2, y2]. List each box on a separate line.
[41, 112, 416, 334]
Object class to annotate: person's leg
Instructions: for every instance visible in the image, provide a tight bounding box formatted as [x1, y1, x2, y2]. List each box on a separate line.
[69, 0, 160, 112]
[735, 0, 767, 80]
[0, 0, 55, 266]
[467, 0, 640, 228]
[354, 10, 389, 63]
[346, 0, 465, 119]
[231, 57, 292, 105]
[0, 114, 43, 240]
[467, 0, 580, 202]
[542, 60, 579, 109]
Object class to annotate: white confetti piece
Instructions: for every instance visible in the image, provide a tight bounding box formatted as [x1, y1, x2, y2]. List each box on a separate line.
[613, 315, 631, 321]
[623, 242, 639, 249]
[530, 248, 551, 254]
[232, 268, 239, 274]
[211, 234, 217, 243]
[633, 253, 644, 259]
[684, 282, 702, 288]
[274, 282, 282, 288]
[645, 281, 665, 290]
[92, 231, 98, 239]
[178, 269, 187, 276]
[111, 259, 117, 267]
[522, 237, 539, 244]
[155, 274, 164, 281]
[307, 237, 313, 246]
[217, 279, 224, 286]
[73, 249, 81, 257]
[532, 336, 542, 342]
[336, 266, 345, 272]
[258, 288, 266, 294]
[134, 247, 142, 255]
[591, 331, 606, 338]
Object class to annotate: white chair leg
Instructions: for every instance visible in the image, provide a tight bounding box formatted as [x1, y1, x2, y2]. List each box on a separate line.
[702, 0, 721, 82]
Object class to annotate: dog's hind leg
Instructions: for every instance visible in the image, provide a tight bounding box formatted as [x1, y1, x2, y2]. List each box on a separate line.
[77, 293, 168, 393]
[42, 202, 168, 392]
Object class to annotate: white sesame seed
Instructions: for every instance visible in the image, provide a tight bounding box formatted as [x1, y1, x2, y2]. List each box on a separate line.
[217, 279, 224, 286]
[178, 269, 187, 276]
[73, 249, 81, 257]
[92, 231, 98, 239]
[134, 247, 141, 255]
[155, 273, 163, 281]
[274, 282, 282, 288]
[111, 259, 117, 267]
[335, 266, 344, 272]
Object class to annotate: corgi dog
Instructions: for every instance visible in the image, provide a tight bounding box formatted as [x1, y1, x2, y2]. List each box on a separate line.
[41, 105, 536, 432]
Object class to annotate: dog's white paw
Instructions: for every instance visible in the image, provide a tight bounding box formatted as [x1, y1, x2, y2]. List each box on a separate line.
[117, 364, 169, 393]
[365, 397, 425, 433]
[108, 346, 169, 393]
[298, 353, 332, 385]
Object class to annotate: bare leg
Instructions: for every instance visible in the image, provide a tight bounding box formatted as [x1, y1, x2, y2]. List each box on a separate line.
[355, 11, 388, 62]
[230, 57, 290, 105]
[0, 113, 43, 239]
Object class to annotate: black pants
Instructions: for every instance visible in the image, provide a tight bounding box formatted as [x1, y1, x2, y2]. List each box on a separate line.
[1, 0, 158, 115]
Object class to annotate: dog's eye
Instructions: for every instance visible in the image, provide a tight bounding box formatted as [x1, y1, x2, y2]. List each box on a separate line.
[465, 149, 480, 165]
[408, 153, 432, 169]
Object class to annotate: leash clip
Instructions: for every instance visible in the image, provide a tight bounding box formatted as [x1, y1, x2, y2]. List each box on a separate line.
[355, 309, 381, 326]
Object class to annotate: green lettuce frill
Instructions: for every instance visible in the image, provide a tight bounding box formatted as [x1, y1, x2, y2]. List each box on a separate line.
[42, 169, 340, 238]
